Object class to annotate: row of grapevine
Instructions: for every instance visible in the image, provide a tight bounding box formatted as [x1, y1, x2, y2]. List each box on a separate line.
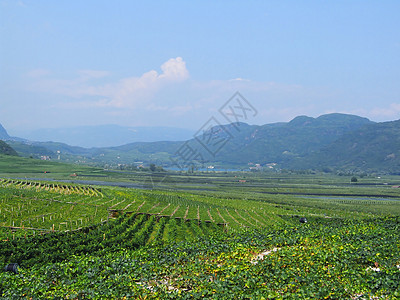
[0, 178, 294, 241]
[0, 178, 103, 197]
[0, 213, 224, 268]
[0, 180, 110, 238]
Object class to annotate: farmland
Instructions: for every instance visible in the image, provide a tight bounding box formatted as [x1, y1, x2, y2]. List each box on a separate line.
[1, 169, 400, 299]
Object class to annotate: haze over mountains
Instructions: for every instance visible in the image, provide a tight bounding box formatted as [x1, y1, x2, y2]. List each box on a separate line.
[0, 124, 10, 140]
[2, 113, 400, 173]
[14, 125, 195, 148]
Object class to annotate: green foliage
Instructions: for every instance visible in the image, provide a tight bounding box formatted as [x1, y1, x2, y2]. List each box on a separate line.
[0, 154, 101, 178]
[0, 141, 18, 156]
[1, 217, 399, 299]
[0, 173, 400, 298]
[303, 119, 400, 173]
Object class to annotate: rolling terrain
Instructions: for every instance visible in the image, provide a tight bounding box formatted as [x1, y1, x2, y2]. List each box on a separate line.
[3, 113, 400, 173]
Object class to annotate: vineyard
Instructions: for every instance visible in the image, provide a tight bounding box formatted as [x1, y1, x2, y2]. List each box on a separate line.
[1, 175, 400, 298]
[0, 178, 291, 239]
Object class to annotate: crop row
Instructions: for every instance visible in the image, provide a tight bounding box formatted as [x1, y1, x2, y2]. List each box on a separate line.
[1, 216, 399, 299]
[0, 178, 103, 197]
[0, 178, 296, 241]
[0, 213, 223, 268]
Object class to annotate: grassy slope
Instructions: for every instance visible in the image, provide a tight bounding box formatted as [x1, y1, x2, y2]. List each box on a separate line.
[0, 154, 101, 177]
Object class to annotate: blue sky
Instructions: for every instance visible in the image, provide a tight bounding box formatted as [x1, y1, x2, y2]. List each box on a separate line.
[1, 0, 399, 136]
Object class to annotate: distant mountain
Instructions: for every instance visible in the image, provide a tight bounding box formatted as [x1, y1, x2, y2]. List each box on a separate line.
[5, 113, 400, 173]
[84, 113, 374, 168]
[0, 124, 10, 140]
[0, 140, 18, 156]
[300, 119, 400, 173]
[19, 125, 195, 148]
[185, 113, 373, 166]
[5, 140, 97, 163]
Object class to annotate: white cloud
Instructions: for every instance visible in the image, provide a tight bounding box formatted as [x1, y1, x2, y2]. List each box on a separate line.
[331, 103, 400, 122]
[28, 57, 189, 108]
[159, 57, 189, 81]
[102, 57, 188, 108]
[29, 58, 400, 128]
[369, 103, 400, 119]
[229, 77, 250, 82]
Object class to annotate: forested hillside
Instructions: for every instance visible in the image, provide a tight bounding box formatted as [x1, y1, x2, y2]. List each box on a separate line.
[0, 141, 18, 156]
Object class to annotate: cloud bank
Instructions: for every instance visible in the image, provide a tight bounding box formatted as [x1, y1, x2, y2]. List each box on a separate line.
[22, 56, 400, 130]
[30, 57, 189, 108]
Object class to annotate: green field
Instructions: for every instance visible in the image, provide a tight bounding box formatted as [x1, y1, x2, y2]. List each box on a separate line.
[1, 159, 400, 299]
[0, 154, 102, 178]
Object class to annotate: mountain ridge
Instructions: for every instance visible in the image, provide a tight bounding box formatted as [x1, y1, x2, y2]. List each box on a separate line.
[3, 113, 400, 173]
[298, 119, 400, 173]
[0, 124, 10, 140]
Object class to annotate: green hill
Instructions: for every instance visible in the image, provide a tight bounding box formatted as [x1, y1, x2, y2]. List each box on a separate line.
[45, 113, 373, 170]
[84, 113, 373, 170]
[301, 119, 400, 173]
[207, 113, 373, 166]
[0, 140, 18, 156]
[5, 141, 55, 158]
